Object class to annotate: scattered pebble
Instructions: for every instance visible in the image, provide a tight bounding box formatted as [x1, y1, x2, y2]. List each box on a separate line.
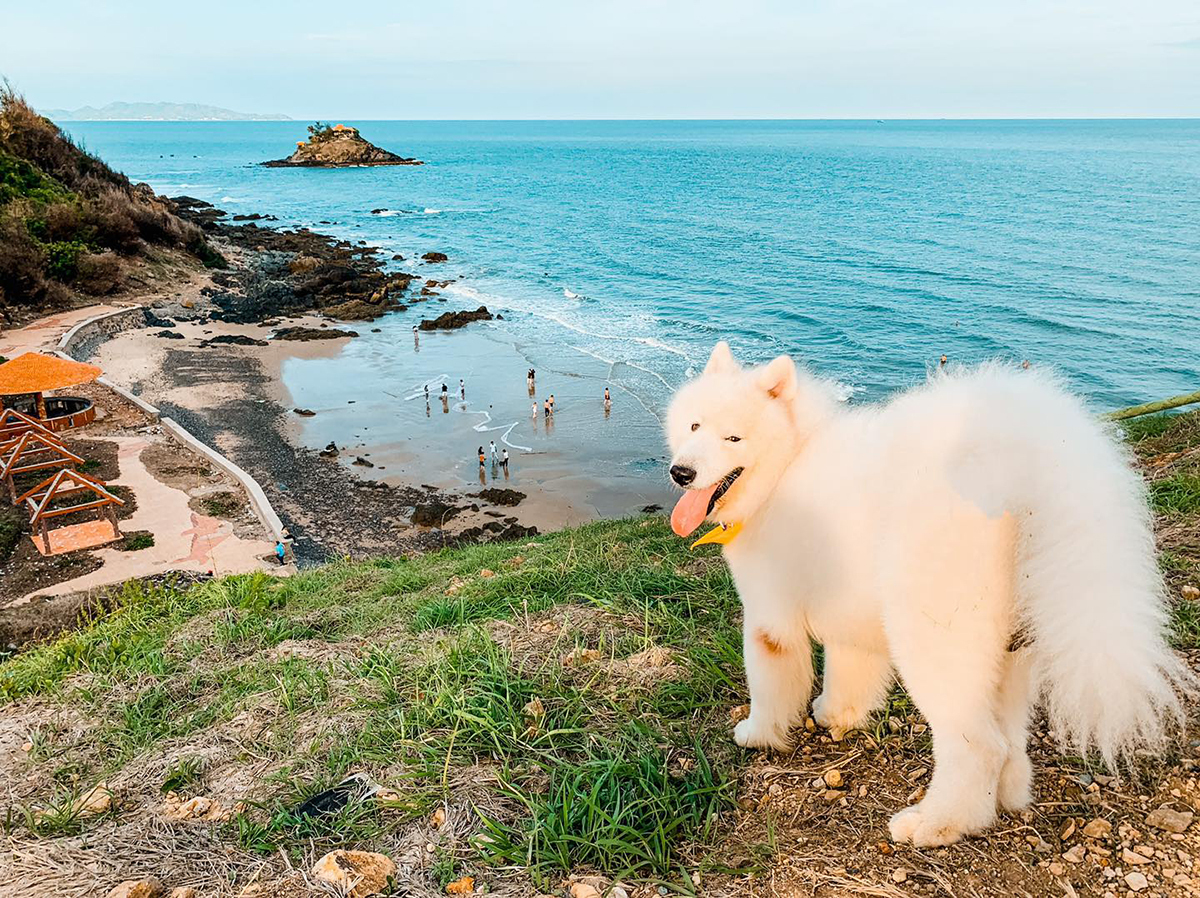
[1083, 817, 1112, 839]
[1124, 871, 1148, 892]
[891, 868, 908, 883]
[823, 768, 843, 789]
[1122, 847, 1152, 865]
[1062, 844, 1087, 864]
[1146, 807, 1193, 833]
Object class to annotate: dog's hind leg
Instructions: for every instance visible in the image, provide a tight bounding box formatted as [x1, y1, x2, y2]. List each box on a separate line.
[885, 619, 1009, 846]
[733, 616, 813, 751]
[812, 643, 894, 737]
[995, 649, 1036, 812]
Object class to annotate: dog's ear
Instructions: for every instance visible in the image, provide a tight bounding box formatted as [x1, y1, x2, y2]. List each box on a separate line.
[756, 355, 797, 400]
[704, 341, 740, 375]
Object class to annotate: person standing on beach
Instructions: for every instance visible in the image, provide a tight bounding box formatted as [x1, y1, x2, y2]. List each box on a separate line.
[544, 398, 551, 418]
[490, 440, 498, 461]
[604, 387, 611, 407]
[501, 448, 509, 472]
[549, 394, 556, 413]
[460, 378, 466, 400]
[527, 369, 536, 394]
[413, 326, 419, 349]
[441, 382, 448, 397]
[478, 446, 486, 469]
[531, 400, 538, 418]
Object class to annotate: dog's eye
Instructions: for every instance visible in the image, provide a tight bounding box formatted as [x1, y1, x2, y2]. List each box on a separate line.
[726, 435, 742, 443]
[690, 422, 700, 432]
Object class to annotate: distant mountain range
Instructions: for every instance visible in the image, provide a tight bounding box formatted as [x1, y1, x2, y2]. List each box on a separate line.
[42, 102, 291, 122]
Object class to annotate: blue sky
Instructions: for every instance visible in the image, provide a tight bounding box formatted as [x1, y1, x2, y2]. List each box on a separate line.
[3, 0, 1198, 118]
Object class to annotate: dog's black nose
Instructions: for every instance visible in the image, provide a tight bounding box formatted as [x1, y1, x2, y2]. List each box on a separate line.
[670, 464, 696, 487]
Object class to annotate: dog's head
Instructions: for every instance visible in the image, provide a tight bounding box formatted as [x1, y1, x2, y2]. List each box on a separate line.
[665, 342, 825, 537]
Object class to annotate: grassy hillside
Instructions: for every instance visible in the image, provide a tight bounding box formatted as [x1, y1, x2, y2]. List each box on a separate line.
[0, 86, 223, 319]
[1, 414, 1198, 896]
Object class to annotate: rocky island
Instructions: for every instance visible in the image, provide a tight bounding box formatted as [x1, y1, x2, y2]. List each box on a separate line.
[263, 122, 422, 167]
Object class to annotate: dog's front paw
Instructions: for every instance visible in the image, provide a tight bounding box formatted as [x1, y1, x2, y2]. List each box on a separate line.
[733, 716, 792, 751]
[888, 798, 990, 847]
[811, 691, 871, 734]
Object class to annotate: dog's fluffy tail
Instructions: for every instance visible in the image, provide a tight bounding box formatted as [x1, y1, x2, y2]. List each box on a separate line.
[990, 369, 1193, 768]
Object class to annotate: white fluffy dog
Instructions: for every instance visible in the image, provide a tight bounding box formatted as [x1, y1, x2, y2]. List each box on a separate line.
[665, 342, 1189, 846]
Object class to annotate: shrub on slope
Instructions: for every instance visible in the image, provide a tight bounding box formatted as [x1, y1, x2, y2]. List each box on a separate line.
[0, 86, 225, 318]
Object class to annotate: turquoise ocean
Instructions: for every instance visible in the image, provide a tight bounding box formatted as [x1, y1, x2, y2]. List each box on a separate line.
[61, 120, 1200, 504]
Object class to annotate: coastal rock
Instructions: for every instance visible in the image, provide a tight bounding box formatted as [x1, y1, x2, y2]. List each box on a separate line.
[412, 500, 460, 527]
[201, 334, 268, 347]
[264, 123, 422, 168]
[319, 441, 339, 458]
[155, 330, 184, 340]
[293, 408, 316, 417]
[232, 213, 277, 221]
[474, 488, 526, 507]
[273, 326, 359, 341]
[421, 251, 448, 263]
[353, 456, 374, 468]
[419, 306, 494, 331]
[145, 311, 176, 327]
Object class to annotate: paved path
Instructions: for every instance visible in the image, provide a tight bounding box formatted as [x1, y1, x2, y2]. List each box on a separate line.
[0, 304, 127, 357]
[1, 307, 286, 602]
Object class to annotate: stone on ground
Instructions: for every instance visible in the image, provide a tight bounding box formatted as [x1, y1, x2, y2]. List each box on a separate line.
[312, 850, 397, 898]
[106, 879, 163, 898]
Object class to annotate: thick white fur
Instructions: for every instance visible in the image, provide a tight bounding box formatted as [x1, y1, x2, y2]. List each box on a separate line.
[666, 342, 1191, 846]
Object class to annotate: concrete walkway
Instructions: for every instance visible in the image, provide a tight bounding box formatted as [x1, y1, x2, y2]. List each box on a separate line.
[0, 304, 128, 357]
[31, 436, 279, 600]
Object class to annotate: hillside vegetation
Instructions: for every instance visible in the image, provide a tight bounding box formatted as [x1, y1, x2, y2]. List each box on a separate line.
[0, 87, 223, 321]
[0, 426, 1197, 896]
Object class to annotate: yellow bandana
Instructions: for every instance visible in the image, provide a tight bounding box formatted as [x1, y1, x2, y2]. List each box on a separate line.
[689, 521, 743, 549]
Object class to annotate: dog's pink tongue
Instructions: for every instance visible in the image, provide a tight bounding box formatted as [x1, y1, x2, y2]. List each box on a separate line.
[671, 483, 721, 537]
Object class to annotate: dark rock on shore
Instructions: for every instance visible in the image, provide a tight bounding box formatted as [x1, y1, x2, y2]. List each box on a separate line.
[352, 456, 374, 467]
[454, 522, 538, 544]
[319, 441, 338, 458]
[273, 326, 358, 341]
[171, 197, 416, 324]
[474, 488, 526, 507]
[293, 408, 316, 417]
[145, 311, 176, 327]
[421, 252, 448, 263]
[172, 195, 226, 228]
[155, 330, 184, 340]
[419, 306, 494, 331]
[201, 333, 268, 347]
[411, 500, 461, 527]
[232, 212, 277, 221]
[263, 124, 422, 168]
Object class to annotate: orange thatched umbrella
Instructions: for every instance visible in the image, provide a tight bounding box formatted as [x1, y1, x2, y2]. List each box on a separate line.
[0, 352, 102, 420]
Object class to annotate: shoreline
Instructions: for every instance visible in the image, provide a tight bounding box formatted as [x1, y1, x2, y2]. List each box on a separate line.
[75, 200, 672, 561]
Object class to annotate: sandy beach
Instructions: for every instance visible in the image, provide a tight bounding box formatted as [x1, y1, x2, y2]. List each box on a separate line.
[91, 305, 674, 561]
